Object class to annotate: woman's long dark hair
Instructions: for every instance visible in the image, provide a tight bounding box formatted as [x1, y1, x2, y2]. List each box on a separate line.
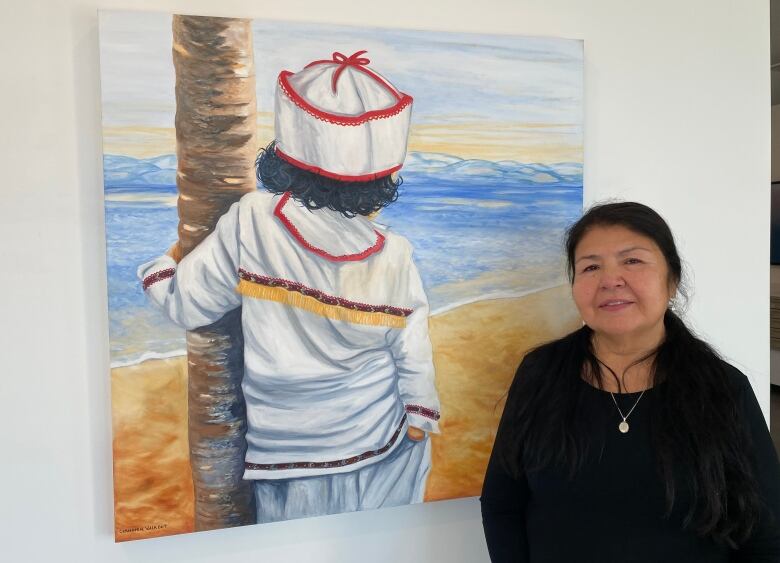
[256, 141, 401, 218]
[498, 201, 763, 547]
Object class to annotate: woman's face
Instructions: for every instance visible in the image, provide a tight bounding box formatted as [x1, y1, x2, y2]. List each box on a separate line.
[571, 225, 674, 341]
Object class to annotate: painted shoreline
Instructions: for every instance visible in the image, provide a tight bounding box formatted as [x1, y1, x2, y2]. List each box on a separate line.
[109, 281, 568, 369]
[111, 284, 582, 541]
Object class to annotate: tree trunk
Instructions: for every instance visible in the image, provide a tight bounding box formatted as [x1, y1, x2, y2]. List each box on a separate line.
[172, 14, 257, 531]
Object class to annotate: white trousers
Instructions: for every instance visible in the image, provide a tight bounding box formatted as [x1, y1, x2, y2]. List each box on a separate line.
[253, 435, 431, 524]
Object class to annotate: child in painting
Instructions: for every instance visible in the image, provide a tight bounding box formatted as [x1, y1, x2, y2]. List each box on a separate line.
[138, 50, 440, 523]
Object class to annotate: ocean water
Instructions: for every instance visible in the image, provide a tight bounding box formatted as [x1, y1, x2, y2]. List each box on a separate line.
[104, 169, 581, 366]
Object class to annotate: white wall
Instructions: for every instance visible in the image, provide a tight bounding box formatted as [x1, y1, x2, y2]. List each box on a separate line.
[0, 0, 769, 561]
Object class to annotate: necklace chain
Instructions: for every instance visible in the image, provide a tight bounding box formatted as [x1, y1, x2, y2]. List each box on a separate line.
[609, 389, 645, 422]
[594, 356, 651, 434]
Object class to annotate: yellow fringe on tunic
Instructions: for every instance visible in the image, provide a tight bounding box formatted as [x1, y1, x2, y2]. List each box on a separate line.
[236, 279, 407, 329]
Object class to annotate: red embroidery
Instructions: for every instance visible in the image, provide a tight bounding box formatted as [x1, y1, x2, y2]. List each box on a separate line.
[273, 192, 386, 262]
[245, 415, 407, 471]
[302, 50, 402, 101]
[278, 71, 412, 127]
[238, 268, 413, 318]
[275, 147, 402, 182]
[142, 268, 175, 290]
[405, 404, 441, 421]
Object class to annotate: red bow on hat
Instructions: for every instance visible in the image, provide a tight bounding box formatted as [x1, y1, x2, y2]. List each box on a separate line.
[305, 50, 372, 93]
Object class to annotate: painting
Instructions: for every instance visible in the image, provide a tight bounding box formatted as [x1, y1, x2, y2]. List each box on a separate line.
[99, 10, 583, 541]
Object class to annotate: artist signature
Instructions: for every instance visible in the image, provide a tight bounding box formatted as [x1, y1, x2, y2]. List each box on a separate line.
[117, 523, 168, 534]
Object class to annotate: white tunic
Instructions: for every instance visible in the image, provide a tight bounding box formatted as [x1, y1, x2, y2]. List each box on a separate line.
[138, 190, 440, 480]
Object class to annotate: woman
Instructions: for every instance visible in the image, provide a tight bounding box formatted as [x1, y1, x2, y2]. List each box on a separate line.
[480, 202, 780, 562]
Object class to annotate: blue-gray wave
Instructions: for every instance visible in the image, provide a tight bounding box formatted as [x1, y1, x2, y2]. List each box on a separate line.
[103, 152, 582, 188]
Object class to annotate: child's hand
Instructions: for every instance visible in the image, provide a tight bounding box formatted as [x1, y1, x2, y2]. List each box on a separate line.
[406, 426, 426, 441]
[166, 241, 183, 263]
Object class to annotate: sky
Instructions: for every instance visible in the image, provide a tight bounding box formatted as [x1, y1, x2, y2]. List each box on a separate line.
[99, 10, 583, 163]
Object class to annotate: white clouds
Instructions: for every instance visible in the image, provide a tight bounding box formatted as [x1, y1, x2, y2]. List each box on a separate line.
[99, 11, 582, 146]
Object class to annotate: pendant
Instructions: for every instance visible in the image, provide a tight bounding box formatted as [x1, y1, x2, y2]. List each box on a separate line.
[618, 421, 629, 434]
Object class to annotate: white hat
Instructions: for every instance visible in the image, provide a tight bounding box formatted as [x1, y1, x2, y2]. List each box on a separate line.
[274, 50, 413, 182]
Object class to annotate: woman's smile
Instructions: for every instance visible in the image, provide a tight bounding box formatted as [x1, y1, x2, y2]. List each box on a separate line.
[598, 299, 635, 311]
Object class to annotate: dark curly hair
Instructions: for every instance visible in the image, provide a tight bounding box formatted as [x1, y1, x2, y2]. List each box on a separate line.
[255, 141, 402, 218]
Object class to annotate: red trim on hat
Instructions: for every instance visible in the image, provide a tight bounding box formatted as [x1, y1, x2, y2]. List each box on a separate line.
[303, 51, 403, 101]
[273, 192, 385, 262]
[278, 71, 413, 127]
[275, 147, 401, 183]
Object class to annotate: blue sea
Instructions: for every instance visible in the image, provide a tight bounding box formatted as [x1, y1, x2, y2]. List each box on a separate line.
[104, 153, 582, 366]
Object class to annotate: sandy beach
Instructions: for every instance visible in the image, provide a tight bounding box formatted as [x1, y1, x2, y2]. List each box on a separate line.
[111, 284, 581, 540]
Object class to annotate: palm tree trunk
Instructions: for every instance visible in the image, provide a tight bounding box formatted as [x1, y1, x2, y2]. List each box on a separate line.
[172, 14, 257, 531]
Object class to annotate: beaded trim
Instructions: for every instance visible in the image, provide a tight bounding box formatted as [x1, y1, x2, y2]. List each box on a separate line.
[245, 414, 407, 471]
[405, 404, 441, 421]
[275, 147, 401, 182]
[274, 192, 385, 262]
[142, 268, 175, 290]
[278, 71, 413, 127]
[237, 269, 413, 325]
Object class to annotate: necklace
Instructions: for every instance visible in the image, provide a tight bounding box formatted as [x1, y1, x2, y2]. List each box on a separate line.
[593, 356, 653, 434]
[610, 390, 645, 433]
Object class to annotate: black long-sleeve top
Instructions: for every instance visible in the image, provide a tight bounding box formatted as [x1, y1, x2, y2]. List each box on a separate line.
[481, 358, 780, 562]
